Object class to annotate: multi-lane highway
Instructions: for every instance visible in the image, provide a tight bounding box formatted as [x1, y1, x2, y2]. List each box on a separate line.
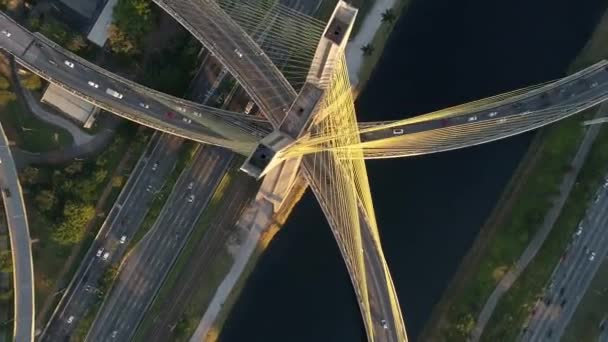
[85, 146, 233, 341]
[520, 180, 608, 341]
[135, 171, 258, 341]
[40, 133, 184, 341]
[0, 122, 34, 342]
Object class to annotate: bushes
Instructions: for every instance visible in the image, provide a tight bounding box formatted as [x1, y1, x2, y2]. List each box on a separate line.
[108, 0, 157, 55]
[51, 201, 96, 245]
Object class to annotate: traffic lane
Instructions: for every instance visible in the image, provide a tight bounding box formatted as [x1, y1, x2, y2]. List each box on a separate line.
[0, 139, 35, 342]
[42, 136, 180, 340]
[108, 151, 230, 336]
[146, 172, 257, 341]
[106, 152, 229, 336]
[0, 15, 33, 55]
[360, 67, 608, 143]
[523, 194, 608, 340]
[87, 150, 229, 340]
[362, 225, 400, 342]
[553, 214, 608, 339]
[87, 174, 213, 339]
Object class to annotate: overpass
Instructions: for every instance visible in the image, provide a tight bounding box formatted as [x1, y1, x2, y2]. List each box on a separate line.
[2, 0, 608, 341]
[2, 11, 608, 161]
[0, 122, 34, 342]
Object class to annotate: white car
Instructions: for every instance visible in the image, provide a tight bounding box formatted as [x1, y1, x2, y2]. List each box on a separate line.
[575, 225, 583, 236]
[488, 111, 498, 117]
[590, 252, 596, 261]
[111, 330, 118, 338]
[152, 162, 159, 171]
[467, 116, 477, 122]
[591, 82, 598, 88]
[182, 117, 192, 124]
[392, 128, 404, 135]
[64, 60, 75, 68]
[103, 252, 110, 261]
[177, 106, 186, 113]
[234, 48, 243, 58]
[87, 81, 99, 88]
[119, 235, 126, 244]
[187, 182, 194, 190]
[1, 30, 11, 37]
[193, 111, 202, 117]
[96, 248, 104, 257]
[187, 194, 195, 203]
[381, 319, 388, 329]
[139, 102, 149, 109]
[67, 316, 74, 324]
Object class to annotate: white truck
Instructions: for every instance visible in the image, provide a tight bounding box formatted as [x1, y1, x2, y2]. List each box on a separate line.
[106, 88, 123, 99]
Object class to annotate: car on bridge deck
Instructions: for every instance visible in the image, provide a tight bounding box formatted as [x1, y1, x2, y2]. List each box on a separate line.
[165, 111, 176, 119]
[64, 60, 74, 68]
[1, 30, 11, 38]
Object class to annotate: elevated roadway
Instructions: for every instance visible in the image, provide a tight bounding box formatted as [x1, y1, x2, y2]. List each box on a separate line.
[0, 122, 34, 342]
[2, 11, 608, 161]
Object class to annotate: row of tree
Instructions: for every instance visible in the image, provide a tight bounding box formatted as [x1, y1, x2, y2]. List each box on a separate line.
[361, 8, 397, 57]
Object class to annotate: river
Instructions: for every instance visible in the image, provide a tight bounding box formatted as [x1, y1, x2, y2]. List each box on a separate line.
[219, 0, 608, 341]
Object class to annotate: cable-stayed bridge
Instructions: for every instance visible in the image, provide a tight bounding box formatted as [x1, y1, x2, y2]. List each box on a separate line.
[2, 1, 608, 341]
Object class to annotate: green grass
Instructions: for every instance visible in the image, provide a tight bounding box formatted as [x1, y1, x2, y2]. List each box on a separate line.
[562, 258, 608, 342]
[0, 98, 73, 152]
[427, 7, 608, 340]
[481, 125, 608, 341]
[133, 167, 237, 342]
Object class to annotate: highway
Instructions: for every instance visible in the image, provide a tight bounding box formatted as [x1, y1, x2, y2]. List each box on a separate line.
[39, 133, 184, 341]
[0, 11, 268, 152]
[0, 122, 34, 342]
[2, 10, 608, 161]
[136, 171, 258, 341]
[85, 146, 233, 341]
[519, 180, 608, 341]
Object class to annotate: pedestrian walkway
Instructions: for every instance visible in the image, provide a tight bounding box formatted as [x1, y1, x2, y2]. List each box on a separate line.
[469, 104, 608, 341]
[345, 0, 397, 87]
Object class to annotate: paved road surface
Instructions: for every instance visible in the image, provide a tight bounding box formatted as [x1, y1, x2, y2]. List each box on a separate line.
[138, 171, 258, 341]
[520, 182, 608, 341]
[0, 122, 34, 341]
[469, 103, 605, 341]
[39, 133, 183, 341]
[85, 146, 233, 341]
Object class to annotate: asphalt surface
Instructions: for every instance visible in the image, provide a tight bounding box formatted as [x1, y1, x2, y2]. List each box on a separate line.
[2, 10, 608, 158]
[39, 133, 184, 341]
[520, 182, 608, 341]
[470, 105, 605, 341]
[136, 170, 258, 341]
[0, 12, 268, 148]
[0, 122, 34, 341]
[85, 146, 233, 341]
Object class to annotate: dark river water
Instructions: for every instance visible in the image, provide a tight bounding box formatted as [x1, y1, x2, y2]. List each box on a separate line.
[220, 0, 608, 341]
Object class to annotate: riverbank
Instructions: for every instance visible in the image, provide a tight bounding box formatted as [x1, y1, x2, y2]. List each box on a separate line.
[419, 6, 608, 341]
[346, 0, 412, 91]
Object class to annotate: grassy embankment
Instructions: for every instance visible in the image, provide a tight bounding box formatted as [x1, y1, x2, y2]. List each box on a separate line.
[422, 7, 608, 342]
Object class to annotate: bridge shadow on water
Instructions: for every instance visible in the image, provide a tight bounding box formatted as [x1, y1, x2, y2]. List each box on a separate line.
[219, 0, 608, 341]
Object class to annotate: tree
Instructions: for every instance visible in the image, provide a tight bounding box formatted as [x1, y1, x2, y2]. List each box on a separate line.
[0, 90, 15, 106]
[0, 250, 12, 273]
[107, 24, 139, 55]
[52, 201, 95, 245]
[0, 76, 9, 90]
[66, 35, 87, 53]
[64, 162, 84, 176]
[381, 8, 397, 24]
[34, 190, 57, 214]
[20, 73, 42, 91]
[361, 44, 375, 56]
[20, 166, 39, 185]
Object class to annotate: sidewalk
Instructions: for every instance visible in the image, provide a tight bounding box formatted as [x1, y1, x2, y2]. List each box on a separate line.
[346, 0, 397, 87]
[469, 104, 607, 341]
